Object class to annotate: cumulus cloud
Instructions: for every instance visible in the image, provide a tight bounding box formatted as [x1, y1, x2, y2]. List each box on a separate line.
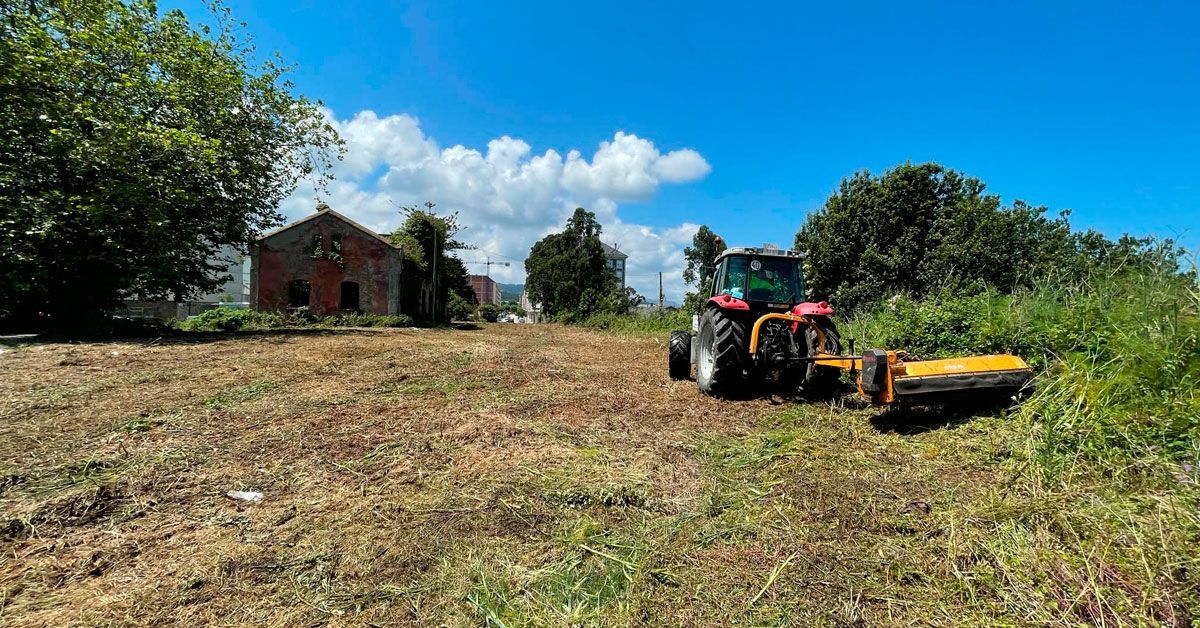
[280, 110, 711, 304]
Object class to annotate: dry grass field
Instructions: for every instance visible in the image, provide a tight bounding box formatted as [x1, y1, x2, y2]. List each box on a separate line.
[1, 325, 1058, 625]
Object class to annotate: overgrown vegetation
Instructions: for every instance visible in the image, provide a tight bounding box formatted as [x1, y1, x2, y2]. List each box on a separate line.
[390, 203, 474, 323]
[840, 247, 1200, 622]
[181, 307, 416, 332]
[580, 310, 691, 334]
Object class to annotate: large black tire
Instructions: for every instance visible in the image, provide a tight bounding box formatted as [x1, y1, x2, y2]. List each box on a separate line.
[668, 330, 692, 380]
[696, 307, 748, 396]
[802, 315, 843, 397]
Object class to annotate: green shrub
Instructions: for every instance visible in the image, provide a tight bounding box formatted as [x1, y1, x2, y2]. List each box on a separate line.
[846, 246, 1200, 471]
[183, 308, 276, 332]
[322, 312, 415, 328]
[580, 310, 692, 334]
[478, 303, 500, 322]
[185, 308, 416, 331]
[447, 293, 474, 321]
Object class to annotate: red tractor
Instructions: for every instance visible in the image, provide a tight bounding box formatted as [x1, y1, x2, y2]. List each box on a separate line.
[669, 245, 1033, 404]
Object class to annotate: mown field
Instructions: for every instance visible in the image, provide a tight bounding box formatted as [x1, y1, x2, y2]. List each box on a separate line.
[0, 324, 1192, 625]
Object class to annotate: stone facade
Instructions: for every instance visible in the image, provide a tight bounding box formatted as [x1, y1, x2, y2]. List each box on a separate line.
[251, 210, 402, 316]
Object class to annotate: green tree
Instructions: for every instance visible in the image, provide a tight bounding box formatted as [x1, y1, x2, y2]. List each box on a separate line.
[391, 203, 469, 323]
[442, 256, 474, 302]
[682, 224, 725, 313]
[524, 208, 622, 321]
[0, 0, 341, 329]
[446, 292, 473, 321]
[794, 162, 1089, 311]
[477, 303, 501, 322]
[683, 225, 725, 288]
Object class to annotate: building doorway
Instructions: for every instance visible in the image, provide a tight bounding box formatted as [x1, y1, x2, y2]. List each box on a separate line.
[340, 281, 360, 311]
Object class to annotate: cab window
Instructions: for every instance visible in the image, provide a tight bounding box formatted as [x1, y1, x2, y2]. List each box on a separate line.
[747, 257, 803, 303]
[717, 256, 748, 299]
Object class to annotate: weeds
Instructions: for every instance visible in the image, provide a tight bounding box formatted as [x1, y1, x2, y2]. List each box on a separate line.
[182, 307, 417, 332]
[203, 379, 280, 408]
[579, 310, 692, 335]
[844, 249, 1200, 622]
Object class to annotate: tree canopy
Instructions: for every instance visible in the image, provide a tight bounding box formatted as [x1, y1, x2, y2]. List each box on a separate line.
[391, 203, 471, 322]
[0, 0, 341, 328]
[793, 162, 1168, 312]
[683, 225, 725, 289]
[524, 208, 623, 321]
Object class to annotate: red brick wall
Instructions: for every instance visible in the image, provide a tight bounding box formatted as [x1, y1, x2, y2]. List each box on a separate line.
[468, 275, 501, 305]
[253, 213, 395, 316]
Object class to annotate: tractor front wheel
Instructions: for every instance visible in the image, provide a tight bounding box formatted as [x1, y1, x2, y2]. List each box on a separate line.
[668, 330, 692, 380]
[696, 307, 748, 396]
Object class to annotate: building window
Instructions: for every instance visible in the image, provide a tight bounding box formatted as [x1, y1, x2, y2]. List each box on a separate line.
[331, 233, 342, 255]
[312, 233, 324, 256]
[288, 280, 311, 308]
[340, 281, 360, 311]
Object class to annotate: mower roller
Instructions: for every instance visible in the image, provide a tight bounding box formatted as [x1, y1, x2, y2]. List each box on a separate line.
[668, 245, 1033, 405]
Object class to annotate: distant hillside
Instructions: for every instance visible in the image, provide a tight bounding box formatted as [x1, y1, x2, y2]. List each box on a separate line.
[498, 283, 524, 302]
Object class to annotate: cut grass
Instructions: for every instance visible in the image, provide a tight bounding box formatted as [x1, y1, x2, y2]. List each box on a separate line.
[0, 324, 1195, 625]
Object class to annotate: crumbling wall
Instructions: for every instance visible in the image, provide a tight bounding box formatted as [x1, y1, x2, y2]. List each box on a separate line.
[252, 213, 395, 316]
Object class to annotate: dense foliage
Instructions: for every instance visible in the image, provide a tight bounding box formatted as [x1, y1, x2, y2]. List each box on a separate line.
[477, 303, 500, 322]
[182, 307, 415, 332]
[580, 309, 691, 334]
[683, 225, 725, 288]
[391, 203, 471, 323]
[846, 241, 1197, 467]
[793, 163, 1165, 312]
[0, 0, 341, 329]
[842, 248, 1200, 620]
[524, 208, 624, 321]
[447, 292, 474, 321]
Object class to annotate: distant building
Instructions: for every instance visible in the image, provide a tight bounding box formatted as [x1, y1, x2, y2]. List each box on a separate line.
[119, 244, 248, 320]
[250, 208, 435, 318]
[519, 288, 543, 323]
[468, 274, 502, 305]
[601, 242, 627, 287]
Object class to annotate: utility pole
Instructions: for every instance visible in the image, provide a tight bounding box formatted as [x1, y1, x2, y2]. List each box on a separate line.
[658, 272, 664, 309]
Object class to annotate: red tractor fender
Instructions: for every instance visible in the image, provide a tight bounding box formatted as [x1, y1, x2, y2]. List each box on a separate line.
[707, 294, 749, 310]
[793, 301, 833, 316]
[791, 301, 834, 333]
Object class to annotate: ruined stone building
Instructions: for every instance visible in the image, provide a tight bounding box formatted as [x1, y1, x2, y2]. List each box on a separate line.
[251, 209, 434, 317]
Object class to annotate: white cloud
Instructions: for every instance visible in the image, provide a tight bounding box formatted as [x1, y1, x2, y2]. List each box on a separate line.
[281, 110, 711, 304]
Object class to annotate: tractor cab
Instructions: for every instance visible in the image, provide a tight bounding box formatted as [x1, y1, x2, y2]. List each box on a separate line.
[709, 246, 806, 310]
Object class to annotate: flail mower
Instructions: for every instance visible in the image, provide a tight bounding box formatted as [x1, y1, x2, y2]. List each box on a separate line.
[668, 245, 1033, 405]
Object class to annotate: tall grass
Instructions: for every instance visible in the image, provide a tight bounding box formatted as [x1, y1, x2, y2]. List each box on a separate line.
[846, 249, 1200, 622]
[846, 252, 1199, 472]
[579, 310, 692, 335]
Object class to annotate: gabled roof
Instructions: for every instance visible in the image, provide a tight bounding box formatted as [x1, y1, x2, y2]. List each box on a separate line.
[601, 242, 627, 259]
[257, 208, 398, 248]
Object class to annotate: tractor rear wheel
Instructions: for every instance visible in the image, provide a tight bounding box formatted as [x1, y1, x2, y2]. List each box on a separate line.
[802, 315, 842, 397]
[668, 330, 692, 380]
[696, 307, 748, 396]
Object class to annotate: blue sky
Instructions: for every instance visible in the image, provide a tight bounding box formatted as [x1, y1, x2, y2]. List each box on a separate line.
[170, 0, 1199, 302]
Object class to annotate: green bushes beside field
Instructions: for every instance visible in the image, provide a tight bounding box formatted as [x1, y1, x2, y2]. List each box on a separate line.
[844, 249, 1199, 471]
[181, 308, 416, 332]
[579, 309, 692, 334]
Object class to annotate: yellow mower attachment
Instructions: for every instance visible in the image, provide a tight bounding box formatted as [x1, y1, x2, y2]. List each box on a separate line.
[748, 312, 1033, 405]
